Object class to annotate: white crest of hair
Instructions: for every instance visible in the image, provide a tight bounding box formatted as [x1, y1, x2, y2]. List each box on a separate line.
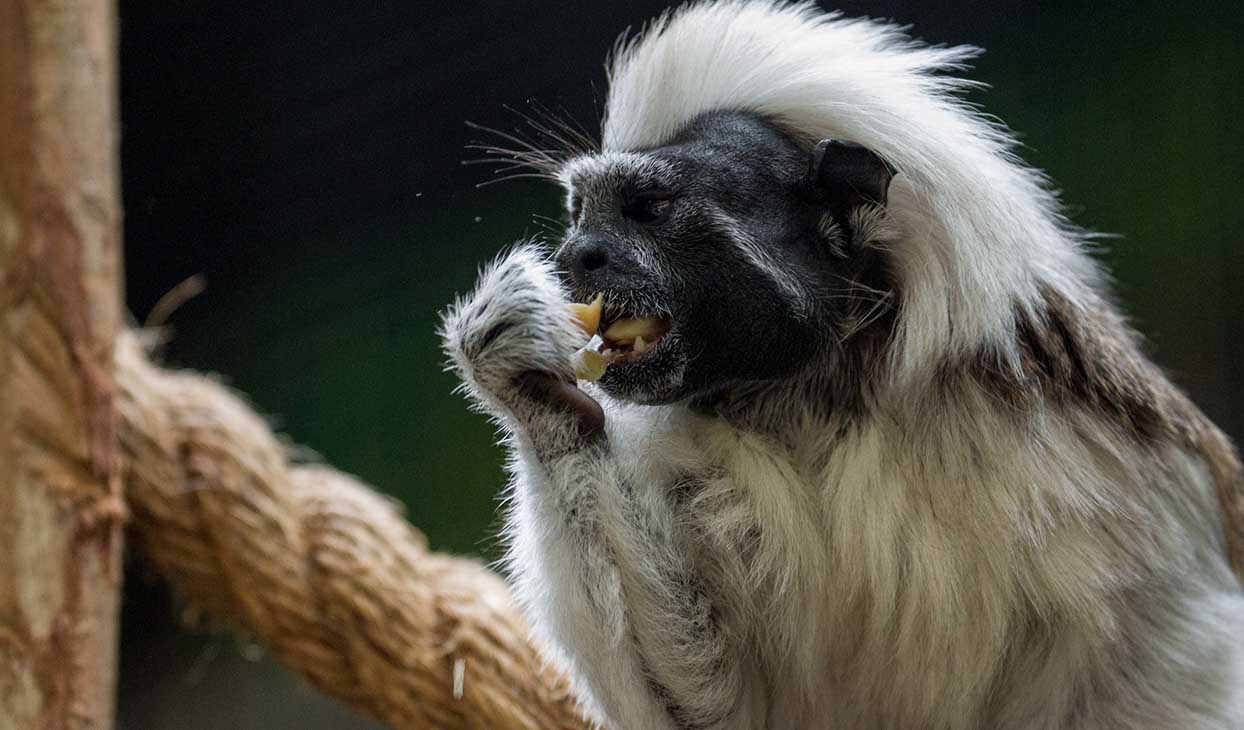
[602, 0, 1097, 384]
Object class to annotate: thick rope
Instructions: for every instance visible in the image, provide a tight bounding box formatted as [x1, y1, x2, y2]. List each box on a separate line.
[114, 331, 594, 730]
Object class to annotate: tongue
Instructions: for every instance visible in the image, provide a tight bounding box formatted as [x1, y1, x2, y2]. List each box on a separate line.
[604, 317, 665, 344]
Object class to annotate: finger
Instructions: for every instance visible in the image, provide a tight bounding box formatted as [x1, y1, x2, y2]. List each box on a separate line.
[515, 371, 606, 439]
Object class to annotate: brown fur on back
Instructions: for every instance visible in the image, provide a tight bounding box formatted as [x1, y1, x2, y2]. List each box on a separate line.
[972, 284, 1244, 581]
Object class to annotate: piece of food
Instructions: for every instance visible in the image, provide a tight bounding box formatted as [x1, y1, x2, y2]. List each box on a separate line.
[567, 297, 670, 382]
[568, 293, 603, 338]
[603, 316, 666, 344]
[570, 296, 607, 382]
[574, 347, 609, 382]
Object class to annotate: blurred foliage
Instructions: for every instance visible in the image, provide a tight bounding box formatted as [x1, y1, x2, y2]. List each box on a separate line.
[117, 1, 1242, 728]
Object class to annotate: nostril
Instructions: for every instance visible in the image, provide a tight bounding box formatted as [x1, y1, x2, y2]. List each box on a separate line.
[580, 247, 608, 272]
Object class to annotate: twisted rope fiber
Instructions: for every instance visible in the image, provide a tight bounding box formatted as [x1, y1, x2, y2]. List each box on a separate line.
[114, 332, 594, 730]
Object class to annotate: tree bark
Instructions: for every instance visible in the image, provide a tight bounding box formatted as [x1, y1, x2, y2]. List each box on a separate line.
[0, 1, 124, 729]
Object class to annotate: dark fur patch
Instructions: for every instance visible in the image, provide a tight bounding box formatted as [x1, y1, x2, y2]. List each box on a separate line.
[621, 472, 742, 730]
[626, 568, 735, 730]
[973, 284, 1244, 580]
[634, 649, 728, 730]
[977, 286, 1169, 437]
[689, 212, 900, 432]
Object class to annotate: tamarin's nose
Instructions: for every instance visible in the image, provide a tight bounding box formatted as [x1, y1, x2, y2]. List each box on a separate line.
[556, 234, 611, 282]
[579, 245, 609, 272]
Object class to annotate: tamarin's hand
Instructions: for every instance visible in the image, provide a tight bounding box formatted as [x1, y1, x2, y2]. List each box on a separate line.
[441, 243, 605, 439]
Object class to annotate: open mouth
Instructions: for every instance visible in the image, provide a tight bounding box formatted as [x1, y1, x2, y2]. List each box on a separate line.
[600, 313, 671, 361]
[569, 295, 672, 381]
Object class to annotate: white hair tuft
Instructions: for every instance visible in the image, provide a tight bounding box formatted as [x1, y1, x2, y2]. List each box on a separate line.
[602, 0, 1101, 382]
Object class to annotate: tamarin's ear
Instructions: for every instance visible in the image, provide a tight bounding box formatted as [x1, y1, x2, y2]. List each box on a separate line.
[806, 139, 897, 215]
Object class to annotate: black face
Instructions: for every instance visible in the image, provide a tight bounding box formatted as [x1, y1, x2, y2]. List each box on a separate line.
[554, 110, 894, 405]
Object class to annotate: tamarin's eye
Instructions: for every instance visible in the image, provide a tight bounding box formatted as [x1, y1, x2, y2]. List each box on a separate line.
[621, 191, 674, 225]
[568, 195, 583, 225]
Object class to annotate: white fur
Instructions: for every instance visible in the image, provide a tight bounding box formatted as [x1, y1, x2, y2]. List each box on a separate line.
[445, 248, 1244, 729]
[602, 0, 1096, 385]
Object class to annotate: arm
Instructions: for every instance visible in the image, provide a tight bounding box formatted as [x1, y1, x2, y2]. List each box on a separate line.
[441, 244, 756, 730]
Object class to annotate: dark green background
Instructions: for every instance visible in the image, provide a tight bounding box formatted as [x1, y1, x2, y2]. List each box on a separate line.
[116, 2, 1243, 728]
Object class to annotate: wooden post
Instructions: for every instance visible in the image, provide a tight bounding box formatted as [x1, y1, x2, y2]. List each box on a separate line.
[0, 1, 124, 729]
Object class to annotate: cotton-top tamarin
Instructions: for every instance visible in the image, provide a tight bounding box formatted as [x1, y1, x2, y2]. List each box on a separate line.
[442, 2, 1244, 728]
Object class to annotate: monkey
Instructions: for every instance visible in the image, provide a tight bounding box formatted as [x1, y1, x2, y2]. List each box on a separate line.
[440, 2, 1244, 729]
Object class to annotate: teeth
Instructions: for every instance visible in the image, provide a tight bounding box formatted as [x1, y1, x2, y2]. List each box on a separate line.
[571, 306, 665, 378]
[603, 316, 664, 342]
[568, 293, 603, 338]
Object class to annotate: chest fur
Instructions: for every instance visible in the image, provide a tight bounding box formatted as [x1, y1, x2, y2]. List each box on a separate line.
[614, 400, 1219, 725]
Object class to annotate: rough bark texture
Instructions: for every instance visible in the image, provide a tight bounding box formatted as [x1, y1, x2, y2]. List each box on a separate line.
[0, 1, 124, 729]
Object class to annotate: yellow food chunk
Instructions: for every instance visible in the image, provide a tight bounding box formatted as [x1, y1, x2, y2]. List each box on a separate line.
[604, 316, 664, 342]
[574, 349, 608, 382]
[568, 293, 603, 337]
